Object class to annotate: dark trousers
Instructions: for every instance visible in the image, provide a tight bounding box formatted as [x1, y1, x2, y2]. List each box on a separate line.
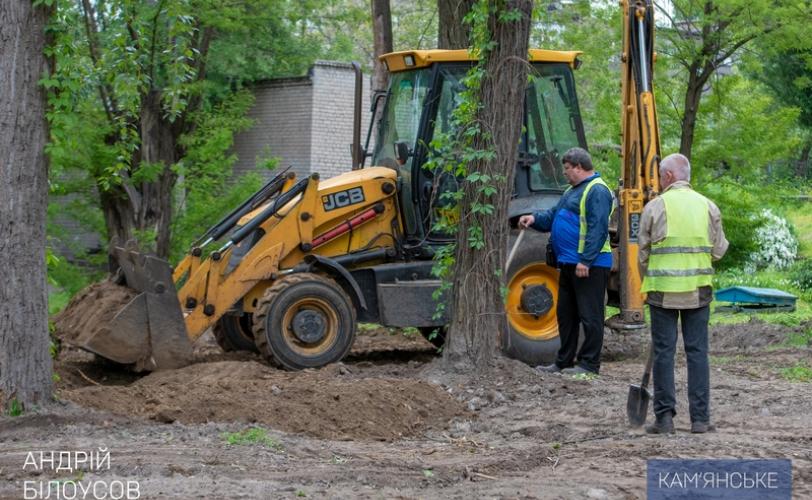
[649, 304, 710, 423]
[555, 264, 609, 373]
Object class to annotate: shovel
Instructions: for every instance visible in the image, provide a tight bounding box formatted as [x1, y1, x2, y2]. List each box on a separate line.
[627, 345, 654, 427]
[505, 229, 526, 272]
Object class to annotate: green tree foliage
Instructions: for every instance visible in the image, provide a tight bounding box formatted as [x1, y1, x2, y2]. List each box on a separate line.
[655, 0, 812, 161]
[46, 0, 368, 271]
[755, 47, 812, 176]
[533, 2, 620, 153]
[692, 75, 801, 179]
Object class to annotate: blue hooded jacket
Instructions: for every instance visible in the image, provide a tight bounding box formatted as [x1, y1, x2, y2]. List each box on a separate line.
[531, 172, 613, 268]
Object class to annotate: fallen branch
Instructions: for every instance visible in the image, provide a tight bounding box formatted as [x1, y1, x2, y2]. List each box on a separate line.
[472, 471, 497, 480]
[77, 369, 101, 386]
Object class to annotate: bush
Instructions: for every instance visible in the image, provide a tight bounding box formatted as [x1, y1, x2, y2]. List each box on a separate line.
[700, 181, 760, 270]
[790, 259, 812, 294]
[749, 209, 798, 270]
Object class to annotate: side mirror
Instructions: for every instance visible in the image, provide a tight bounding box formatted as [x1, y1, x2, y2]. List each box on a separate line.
[394, 141, 412, 165]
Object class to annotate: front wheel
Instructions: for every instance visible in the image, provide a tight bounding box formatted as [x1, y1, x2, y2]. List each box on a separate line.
[502, 230, 561, 365]
[253, 273, 356, 370]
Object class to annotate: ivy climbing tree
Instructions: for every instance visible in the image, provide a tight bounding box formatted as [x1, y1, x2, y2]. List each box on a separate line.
[432, 0, 533, 372]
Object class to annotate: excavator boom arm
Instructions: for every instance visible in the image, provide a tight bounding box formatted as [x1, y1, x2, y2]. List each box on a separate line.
[615, 0, 661, 327]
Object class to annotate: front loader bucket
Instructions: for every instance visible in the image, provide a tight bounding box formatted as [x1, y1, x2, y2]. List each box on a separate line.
[65, 248, 193, 372]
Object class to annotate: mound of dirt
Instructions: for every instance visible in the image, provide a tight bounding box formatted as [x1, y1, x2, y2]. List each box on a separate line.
[709, 318, 802, 352]
[53, 280, 137, 343]
[63, 361, 468, 440]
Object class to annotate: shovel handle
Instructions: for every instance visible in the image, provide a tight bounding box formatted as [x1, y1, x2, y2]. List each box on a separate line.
[640, 344, 654, 389]
[505, 229, 526, 273]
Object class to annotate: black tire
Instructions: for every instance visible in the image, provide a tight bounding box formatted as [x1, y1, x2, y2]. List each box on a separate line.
[213, 313, 259, 353]
[253, 273, 356, 370]
[502, 229, 561, 366]
[418, 327, 446, 348]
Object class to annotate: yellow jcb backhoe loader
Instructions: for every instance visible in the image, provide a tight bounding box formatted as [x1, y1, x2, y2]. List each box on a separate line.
[63, 0, 661, 372]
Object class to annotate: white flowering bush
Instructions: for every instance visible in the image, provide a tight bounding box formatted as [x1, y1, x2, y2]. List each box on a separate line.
[748, 209, 798, 270]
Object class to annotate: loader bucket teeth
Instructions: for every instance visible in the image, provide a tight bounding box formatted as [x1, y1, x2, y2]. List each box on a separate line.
[72, 248, 193, 372]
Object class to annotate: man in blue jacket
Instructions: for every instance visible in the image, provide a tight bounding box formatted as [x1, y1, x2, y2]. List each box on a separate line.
[518, 147, 613, 375]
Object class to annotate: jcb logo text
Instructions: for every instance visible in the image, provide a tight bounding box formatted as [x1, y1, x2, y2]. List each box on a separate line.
[322, 187, 365, 211]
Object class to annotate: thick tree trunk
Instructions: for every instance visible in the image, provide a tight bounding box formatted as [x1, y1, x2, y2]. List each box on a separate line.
[371, 0, 393, 94]
[438, 0, 477, 49]
[138, 90, 178, 258]
[443, 0, 533, 372]
[100, 91, 178, 258]
[0, 0, 54, 411]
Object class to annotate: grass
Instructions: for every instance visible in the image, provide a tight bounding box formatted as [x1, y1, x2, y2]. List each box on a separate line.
[48, 289, 72, 315]
[787, 202, 812, 259]
[779, 362, 812, 382]
[358, 322, 420, 338]
[709, 355, 745, 365]
[786, 328, 812, 347]
[221, 427, 284, 451]
[6, 399, 23, 417]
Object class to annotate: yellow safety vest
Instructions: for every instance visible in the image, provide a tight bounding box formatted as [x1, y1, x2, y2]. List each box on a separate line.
[641, 188, 714, 293]
[565, 177, 612, 254]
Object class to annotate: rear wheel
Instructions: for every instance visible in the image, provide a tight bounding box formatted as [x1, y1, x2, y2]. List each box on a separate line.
[503, 230, 561, 365]
[253, 273, 356, 370]
[213, 313, 259, 353]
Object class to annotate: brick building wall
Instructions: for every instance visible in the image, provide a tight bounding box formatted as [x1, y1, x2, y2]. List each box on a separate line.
[231, 76, 314, 181]
[232, 60, 374, 182]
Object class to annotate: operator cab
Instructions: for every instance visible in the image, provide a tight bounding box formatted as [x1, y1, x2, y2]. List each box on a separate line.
[366, 49, 587, 247]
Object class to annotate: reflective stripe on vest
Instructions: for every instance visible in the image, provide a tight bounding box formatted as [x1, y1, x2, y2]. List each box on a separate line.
[641, 188, 713, 293]
[567, 177, 612, 254]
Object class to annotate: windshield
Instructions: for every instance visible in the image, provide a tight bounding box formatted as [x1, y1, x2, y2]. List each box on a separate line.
[525, 63, 584, 190]
[371, 68, 431, 236]
[425, 63, 582, 193]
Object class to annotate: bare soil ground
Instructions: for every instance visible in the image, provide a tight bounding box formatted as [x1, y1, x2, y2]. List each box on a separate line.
[1, 321, 810, 499]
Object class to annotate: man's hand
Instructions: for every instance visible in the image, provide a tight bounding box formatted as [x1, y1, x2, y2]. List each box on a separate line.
[518, 214, 535, 229]
[575, 263, 590, 278]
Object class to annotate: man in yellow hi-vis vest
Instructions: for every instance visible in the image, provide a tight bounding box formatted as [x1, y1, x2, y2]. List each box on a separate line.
[519, 147, 613, 376]
[639, 153, 728, 434]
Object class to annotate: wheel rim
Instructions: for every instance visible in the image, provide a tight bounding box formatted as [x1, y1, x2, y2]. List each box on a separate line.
[505, 263, 559, 340]
[280, 297, 339, 356]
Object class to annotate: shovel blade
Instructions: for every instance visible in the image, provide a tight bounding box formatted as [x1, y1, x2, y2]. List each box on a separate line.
[627, 384, 651, 427]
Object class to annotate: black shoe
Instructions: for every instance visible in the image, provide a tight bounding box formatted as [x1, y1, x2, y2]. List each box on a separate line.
[536, 363, 561, 373]
[691, 421, 716, 434]
[646, 413, 675, 434]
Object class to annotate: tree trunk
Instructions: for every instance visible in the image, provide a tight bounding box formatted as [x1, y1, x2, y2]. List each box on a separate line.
[679, 69, 704, 161]
[0, 0, 54, 411]
[137, 90, 178, 258]
[438, 0, 477, 49]
[371, 0, 393, 94]
[443, 0, 533, 372]
[100, 91, 179, 258]
[796, 139, 811, 178]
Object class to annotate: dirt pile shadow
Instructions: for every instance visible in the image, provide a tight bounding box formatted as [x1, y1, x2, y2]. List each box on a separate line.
[62, 361, 469, 441]
[601, 328, 647, 361]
